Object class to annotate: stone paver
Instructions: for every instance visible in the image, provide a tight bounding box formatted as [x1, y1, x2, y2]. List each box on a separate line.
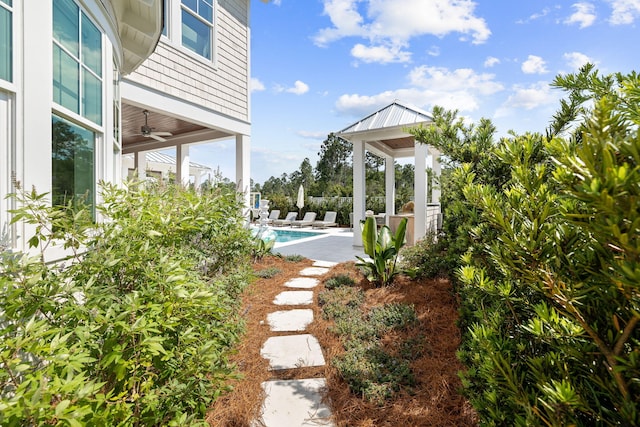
[284, 277, 320, 289]
[299, 267, 330, 276]
[273, 290, 314, 306]
[260, 334, 325, 370]
[313, 260, 337, 268]
[255, 378, 334, 427]
[267, 309, 314, 332]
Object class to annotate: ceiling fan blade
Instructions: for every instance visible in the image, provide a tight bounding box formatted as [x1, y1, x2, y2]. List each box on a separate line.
[152, 131, 172, 137]
[148, 134, 167, 142]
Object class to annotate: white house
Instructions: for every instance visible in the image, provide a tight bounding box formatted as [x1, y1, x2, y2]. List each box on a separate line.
[122, 151, 212, 186]
[0, 0, 251, 254]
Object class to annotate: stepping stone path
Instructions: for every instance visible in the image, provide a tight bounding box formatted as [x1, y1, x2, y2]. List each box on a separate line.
[254, 260, 336, 427]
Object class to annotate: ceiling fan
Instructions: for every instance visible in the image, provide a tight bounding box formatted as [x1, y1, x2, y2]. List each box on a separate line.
[138, 110, 172, 142]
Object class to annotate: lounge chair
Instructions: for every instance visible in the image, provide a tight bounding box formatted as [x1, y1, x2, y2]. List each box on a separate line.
[272, 212, 297, 227]
[290, 212, 317, 228]
[265, 209, 280, 225]
[312, 211, 338, 228]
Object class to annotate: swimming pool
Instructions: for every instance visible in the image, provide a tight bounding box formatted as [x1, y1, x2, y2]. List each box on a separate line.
[272, 229, 322, 243]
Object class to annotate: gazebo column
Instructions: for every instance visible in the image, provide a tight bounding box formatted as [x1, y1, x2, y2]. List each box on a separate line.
[353, 140, 366, 247]
[429, 147, 441, 205]
[134, 151, 147, 179]
[384, 154, 395, 225]
[236, 134, 251, 217]
[414, 142, 428, 243]
[176, 144, 190, 186]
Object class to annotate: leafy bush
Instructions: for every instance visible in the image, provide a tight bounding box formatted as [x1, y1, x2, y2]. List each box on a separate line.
[253, 266, 281, 279]
[411, 66, 640, 426]
[399, 232, 453, 278]
[1, 182, 253, 426]
[320, 282, 419, 405]
[355, 216, 407, 286]
[324, 274, 356, 290]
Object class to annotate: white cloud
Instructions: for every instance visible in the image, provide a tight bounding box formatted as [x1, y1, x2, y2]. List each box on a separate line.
[251, 77, 265, 92]
[314, 0, 491, 63]
[563, 51, 595, 70]
[484, 56, 500, 67]
[427, 45, 440, 57]
[495, 82, 557, 117]
[516, 7, 550, 24]
[335, 65, 504, 116]
[565, 2, 597, 28]
[297, 130, 327, 139]
[608, 0, 640, 24]
[275, 80, 310, 95]
[522, 55, 548, 74]
[351, 43, 412, 64]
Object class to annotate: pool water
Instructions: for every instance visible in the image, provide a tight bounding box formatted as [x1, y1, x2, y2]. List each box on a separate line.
[272, 229, 322, 243]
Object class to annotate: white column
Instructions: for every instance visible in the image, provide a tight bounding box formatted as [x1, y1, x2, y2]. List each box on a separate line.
[353, 140, 366, 247]
[134, 151, 147, 179]
[429, 147, 442, 205]
[177, 144, 190, 186]
[384, 155, 395, 225]
[414, 142, 428, 243]
[236, 134, 251, 217]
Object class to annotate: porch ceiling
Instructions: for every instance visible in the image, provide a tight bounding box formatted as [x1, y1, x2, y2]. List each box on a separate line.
[121, 104, 231, 153]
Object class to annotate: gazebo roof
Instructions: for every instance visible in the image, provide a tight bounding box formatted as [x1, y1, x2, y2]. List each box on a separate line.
[336, 100, 433, 158]
[338, 100, 432, 134]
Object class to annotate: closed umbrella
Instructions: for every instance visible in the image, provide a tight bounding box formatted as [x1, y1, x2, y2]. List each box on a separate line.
[296, 184, 305, 217]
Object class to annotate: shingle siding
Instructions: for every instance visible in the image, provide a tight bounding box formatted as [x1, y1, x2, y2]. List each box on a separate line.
[126, 0, 249, 121]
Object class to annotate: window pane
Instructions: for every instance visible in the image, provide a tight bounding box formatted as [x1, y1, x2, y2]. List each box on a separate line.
[83, 68, 102, 125]
[182, 0, 197, 12]
[0, 5, 11, 82]
[52, 115, 95, 213]
[162, 0, 168, 36]
[81, 12, 101, 76]
[53, 44, 80, 113]
[198, 0, 212, 22]
[181, 9, 211, 59]
[53, 0, 79, 57]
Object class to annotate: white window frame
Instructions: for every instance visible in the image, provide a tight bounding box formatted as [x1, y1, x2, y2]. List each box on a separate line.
[0, 90, 15, 249]
[163, 0, 217, 66]
[52, 0, 104, 127]
[0, 0, 15, 91]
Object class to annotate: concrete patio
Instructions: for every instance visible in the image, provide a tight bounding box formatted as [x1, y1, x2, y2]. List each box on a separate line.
[273, 227, 364, 263]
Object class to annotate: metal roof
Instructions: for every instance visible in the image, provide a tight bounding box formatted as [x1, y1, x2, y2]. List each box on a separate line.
[338, 100, 433, 135]
[123, 152, 212, 170]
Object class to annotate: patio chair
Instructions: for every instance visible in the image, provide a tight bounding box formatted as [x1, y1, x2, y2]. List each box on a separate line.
[265, 209, 280, 225]
[272, 211, 297, 227]
[312, 211, 338, 228]
[290, 212, 317, 228]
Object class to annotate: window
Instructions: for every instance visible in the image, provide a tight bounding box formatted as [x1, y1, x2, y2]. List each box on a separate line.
[0, 0, 12, 82]
[52, 115, 95, 212]
[162, 0, 168, 37]
[53, 0, 103, 125]
[181, 0, 213, 60]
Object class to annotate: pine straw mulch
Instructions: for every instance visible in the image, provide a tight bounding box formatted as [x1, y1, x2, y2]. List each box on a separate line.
[207, 255, 478, 427]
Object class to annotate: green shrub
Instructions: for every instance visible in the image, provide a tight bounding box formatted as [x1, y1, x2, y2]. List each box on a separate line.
[1, 182, 252, 426]
[412, 66, 640, 426]
[254, 267, 281, 279]
[399, 233, 453, 278]
[333, 343, 415, 406]
[318, 286, 364, 320]
[324, 274, 356, 290]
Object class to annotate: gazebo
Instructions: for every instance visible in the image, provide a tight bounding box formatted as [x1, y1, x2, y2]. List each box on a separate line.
[336, 101, 441, 247]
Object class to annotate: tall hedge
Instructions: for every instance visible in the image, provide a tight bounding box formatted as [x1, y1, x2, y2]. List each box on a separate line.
[411, 66, 639, 426]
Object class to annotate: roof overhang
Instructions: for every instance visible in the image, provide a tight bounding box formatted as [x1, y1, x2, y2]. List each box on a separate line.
[112, 0, 163, 74]
[336, 101, 433, 159]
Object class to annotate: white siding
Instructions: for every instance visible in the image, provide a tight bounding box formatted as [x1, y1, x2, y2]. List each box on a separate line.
[125, 0, 249, 123]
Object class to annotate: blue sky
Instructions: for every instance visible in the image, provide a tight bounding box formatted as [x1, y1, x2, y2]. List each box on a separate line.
[191, 0, 640, 184]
